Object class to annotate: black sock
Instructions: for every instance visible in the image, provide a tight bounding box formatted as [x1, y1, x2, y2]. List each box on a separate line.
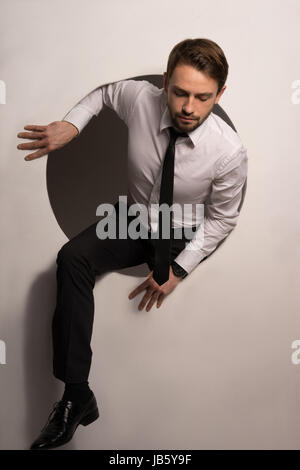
[62, 381, 93, 403]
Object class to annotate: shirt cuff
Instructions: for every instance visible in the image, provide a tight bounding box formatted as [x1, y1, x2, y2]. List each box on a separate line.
[174, 248, 206, 275]
[62, 104, 95, 135]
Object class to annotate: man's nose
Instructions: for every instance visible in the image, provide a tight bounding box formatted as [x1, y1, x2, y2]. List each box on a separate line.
[182, 97, 195, 115]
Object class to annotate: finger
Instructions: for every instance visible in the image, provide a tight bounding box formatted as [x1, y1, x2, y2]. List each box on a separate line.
[157, 293, 166, 308]
[17, 139, 47, 150]
[146, 291, 160, 312]
[24, 148, 49, 161]
[24, 125, 47, 131]
[138, 287, 155, 311]
[128, 279, 151, 299]
[17, 131, 46, 140]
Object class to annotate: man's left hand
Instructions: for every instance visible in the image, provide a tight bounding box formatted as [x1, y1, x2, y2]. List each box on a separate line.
[128, 266, 182, 311]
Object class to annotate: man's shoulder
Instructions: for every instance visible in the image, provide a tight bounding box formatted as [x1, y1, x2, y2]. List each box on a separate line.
[116, 78, 163, 108]
[208, 111, 245, 155]
[119, 78, 161, 95]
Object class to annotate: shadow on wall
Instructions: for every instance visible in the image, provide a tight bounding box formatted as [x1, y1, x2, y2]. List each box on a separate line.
[23, 261, 111, 450]
[23, 261, 76, 449]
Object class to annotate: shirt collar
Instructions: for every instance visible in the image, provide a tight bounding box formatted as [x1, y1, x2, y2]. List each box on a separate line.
[159, 89, 210, 147]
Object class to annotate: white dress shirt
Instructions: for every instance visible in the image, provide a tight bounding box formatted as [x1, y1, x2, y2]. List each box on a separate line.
[62, 79, 248, 274]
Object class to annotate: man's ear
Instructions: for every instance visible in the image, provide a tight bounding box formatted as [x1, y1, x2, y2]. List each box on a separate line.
[215, 85, 226, 104]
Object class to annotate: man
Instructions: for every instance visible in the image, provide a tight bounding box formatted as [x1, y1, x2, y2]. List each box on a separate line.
[17, 38, 248, 449]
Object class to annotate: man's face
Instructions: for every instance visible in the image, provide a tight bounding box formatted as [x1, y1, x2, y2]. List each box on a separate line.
[163, 63, 226, 133]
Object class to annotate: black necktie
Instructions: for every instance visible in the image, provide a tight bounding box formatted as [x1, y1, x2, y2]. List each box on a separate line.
[152, 127, 188, 285]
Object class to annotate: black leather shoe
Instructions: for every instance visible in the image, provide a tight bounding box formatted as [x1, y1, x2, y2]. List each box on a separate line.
[30, 391, 99, 450]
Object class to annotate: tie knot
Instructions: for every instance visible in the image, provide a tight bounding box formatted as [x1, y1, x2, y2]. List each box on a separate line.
[168, 127, 188, 142]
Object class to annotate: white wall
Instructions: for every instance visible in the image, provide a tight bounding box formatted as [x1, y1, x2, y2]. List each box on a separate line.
[1, 0, 300, 450]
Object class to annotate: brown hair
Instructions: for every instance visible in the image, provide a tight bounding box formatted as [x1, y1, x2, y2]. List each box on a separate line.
[165, 38, 229, 95]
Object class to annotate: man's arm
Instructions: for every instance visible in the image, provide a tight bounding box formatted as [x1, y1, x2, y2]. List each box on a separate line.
[17, 79, 147, 161]
[174, 146, 248, 275]
[62, 79, 147, 135]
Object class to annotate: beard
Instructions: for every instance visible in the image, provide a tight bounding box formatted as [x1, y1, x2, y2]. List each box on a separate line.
[170, 106, 213, 133]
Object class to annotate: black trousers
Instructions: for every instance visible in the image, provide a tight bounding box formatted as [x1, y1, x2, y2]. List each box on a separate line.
[52, 201, 195, 383]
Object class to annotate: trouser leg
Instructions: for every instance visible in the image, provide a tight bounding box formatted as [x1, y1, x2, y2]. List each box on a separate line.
[52, 206, 150, 383]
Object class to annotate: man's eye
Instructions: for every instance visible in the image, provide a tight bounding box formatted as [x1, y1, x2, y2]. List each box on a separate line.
[174, 91, 208, 101]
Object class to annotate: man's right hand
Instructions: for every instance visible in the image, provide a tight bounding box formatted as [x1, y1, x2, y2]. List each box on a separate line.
[17, 121, 79, 161]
